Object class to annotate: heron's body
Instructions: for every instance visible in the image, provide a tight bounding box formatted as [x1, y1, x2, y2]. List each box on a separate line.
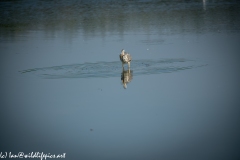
[120, 49, 132, 68]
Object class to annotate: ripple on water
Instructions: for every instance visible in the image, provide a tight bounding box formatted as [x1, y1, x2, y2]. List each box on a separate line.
[19, 59, 207, 79]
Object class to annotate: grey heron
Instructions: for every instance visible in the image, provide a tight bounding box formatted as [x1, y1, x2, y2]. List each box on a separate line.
[119, 49, 132, 69]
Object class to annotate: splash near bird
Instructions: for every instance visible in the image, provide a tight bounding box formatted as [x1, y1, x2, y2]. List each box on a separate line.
[119, 49, 132, 69]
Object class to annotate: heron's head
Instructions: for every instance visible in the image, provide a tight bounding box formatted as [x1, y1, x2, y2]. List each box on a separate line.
[121, 49, 125, 55]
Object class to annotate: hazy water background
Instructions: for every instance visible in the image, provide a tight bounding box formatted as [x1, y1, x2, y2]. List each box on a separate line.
[1, 0, 240, 159]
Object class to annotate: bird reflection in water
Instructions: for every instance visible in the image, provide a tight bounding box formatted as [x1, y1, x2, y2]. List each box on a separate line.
[121, 68, 133, 89]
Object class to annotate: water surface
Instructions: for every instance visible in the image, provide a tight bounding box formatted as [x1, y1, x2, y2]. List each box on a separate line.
[1, 1, 240, 160]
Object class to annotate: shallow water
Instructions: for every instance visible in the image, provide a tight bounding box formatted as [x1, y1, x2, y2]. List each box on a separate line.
[1, 0, 240, 160]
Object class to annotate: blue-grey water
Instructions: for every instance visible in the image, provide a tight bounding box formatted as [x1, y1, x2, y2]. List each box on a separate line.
[1, 0, 240, 160]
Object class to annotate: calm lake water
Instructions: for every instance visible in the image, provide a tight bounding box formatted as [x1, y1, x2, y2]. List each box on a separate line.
[1, 0, 240, 159]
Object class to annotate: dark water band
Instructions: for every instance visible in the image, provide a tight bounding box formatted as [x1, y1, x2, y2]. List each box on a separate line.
[19, 59, 207, 79]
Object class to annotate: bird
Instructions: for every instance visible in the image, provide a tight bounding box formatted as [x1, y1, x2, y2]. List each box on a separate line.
[119, 49, 132, 69]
